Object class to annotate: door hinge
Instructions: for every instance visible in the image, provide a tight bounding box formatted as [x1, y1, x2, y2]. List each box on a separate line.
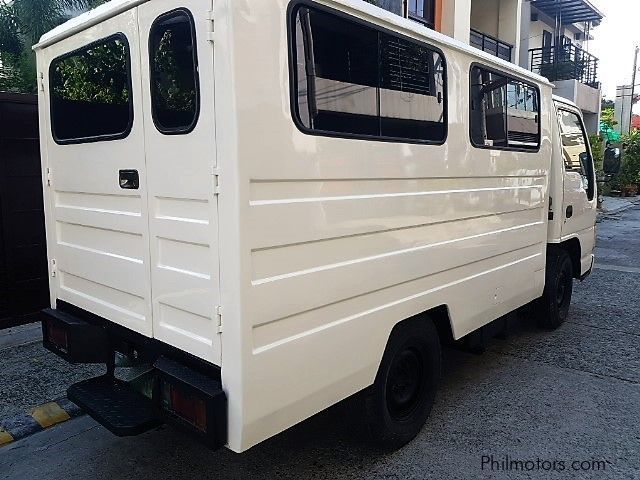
[206, 9, 215, 42]
[212, 167, 220, 195]
[50, 259, 57, 278]
[215, 305, 223, 334]
[46, 167, 53, 187]
[39, 72, 45, 92]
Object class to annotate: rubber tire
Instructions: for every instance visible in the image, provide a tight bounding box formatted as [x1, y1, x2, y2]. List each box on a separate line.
[535, 247, 574, 330]
[361, 317, 441, 451]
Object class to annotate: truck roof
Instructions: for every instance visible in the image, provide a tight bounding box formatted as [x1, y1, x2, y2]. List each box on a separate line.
[33, 0, 553, 88]
[34, 0, 148, 50]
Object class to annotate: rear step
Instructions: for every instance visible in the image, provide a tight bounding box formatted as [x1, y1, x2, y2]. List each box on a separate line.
[67, 376, 161, 436]
[45, 306, 227, 448]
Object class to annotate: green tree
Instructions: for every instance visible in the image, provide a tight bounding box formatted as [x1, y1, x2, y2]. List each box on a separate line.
[601, 98, 614, 111]
[601, 107, 617, 131]
[0, 0, 105, 93]
[51, 37, 129, 104]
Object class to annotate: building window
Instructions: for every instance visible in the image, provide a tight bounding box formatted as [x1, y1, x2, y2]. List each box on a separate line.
[290, 3, 446, 143]
[149, 9, 200, 134]
[369, 0, 403, 16]
[542, 30, 553, 63]
[408, 0, 436, 29]
[49, 34, 133, 144]
[470, 65, 540, 151]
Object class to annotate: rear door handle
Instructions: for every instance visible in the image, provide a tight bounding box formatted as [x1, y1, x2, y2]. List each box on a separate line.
[566, 205, 573, 218]
[119, 170, 139, 190]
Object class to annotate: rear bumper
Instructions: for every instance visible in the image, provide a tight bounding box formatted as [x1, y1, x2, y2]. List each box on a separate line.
[41, 308, 110, 363]
[41, 304, 227, 449]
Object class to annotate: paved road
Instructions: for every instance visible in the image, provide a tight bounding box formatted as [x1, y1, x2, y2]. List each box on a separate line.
[0, 323, 101, 421]
[1, 208, 639, 480]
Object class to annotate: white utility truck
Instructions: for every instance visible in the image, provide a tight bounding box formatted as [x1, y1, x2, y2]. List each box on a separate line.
[35, 0, 597, 452]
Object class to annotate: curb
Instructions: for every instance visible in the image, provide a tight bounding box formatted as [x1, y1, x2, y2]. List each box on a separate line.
[598, 200, 640, 219]
[0, 398, 83, 447]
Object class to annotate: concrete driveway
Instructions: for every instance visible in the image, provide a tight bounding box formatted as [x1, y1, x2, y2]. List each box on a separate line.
[1, 207, 639, 479]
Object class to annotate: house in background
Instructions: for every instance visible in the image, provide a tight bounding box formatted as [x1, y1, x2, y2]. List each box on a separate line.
[520, 0, 603, 133]
[369, 0, 603, 132]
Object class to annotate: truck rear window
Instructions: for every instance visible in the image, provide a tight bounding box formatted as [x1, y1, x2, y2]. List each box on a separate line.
[49, 33, 133, 144]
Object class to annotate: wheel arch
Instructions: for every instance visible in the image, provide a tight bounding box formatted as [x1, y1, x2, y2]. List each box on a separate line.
[554, 238, 582, 279]
[389, 304, 454, 346]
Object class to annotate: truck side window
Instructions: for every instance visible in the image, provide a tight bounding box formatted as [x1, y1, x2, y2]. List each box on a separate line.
[558, 109, 595, 200]
[49, 34, 132, 144]
[470, 65, 540, 151]
[291, 4, 446, 143]
[149, 9, 199, 134]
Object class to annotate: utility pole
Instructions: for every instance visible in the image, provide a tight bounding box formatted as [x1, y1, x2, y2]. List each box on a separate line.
[629, 46, 639, 134]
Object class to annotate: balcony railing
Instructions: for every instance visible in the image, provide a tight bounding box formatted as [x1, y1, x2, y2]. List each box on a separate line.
[530, 44, 599, 88]
[470, 29, 513, 62]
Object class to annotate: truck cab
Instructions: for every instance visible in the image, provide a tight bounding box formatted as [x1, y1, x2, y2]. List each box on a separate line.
[532, 96, 597, 330]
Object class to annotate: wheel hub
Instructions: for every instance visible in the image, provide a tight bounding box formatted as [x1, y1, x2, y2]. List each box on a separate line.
[386, 348, 423, 420]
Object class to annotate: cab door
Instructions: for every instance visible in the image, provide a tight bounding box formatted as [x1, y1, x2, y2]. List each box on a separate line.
[138, 1, 221, 364]
[557, 106, 597, 248]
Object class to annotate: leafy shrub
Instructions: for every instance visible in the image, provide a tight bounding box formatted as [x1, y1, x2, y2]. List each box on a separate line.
[618, 131, 640, 187]
[589, 133, 604, 172]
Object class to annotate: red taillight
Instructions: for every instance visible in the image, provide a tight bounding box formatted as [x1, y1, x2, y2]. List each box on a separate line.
[161, 382, 207, 432]
[46, 322, 69, 352]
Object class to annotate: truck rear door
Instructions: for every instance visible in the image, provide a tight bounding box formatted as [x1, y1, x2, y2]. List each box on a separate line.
[43, 10, 154, 336]
[138, 0, 222, 364]
[42, 3, 221, 363]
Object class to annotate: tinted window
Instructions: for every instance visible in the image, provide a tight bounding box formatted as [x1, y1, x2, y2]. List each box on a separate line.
[291, 5, 446, 143]
[470, 66, 540, 150]
[558, 109, 595, 199]
[150, 9, 199, 134]
[50, 34, 132, 143]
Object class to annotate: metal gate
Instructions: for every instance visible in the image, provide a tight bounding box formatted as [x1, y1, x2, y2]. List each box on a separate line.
[0, 93, 49, 328]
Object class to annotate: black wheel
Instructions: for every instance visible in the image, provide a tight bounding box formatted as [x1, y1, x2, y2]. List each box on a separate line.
[361, 317, 441, 450]
[535, 248, 574, 329]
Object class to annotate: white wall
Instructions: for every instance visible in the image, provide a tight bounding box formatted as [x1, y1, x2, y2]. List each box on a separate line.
[441, 0, 472, 42]
[498, 0, 522, 62]
[615, 85, 633, 134]
[518, 0, 531, 68]
[471, 0, 500, 37]
[470, 0, 522, 62]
